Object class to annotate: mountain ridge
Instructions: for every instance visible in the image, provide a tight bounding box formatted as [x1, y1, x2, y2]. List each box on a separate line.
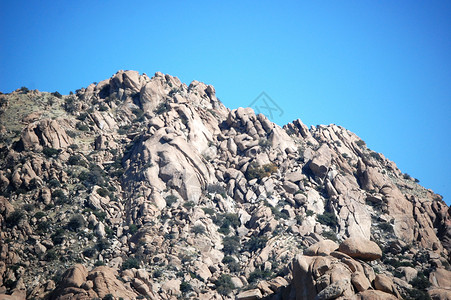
[0, 70, 449, 299]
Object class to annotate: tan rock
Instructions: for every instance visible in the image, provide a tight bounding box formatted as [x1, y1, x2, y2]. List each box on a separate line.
[267, 276, 289, 291]
[292, 255, 316, 299]
[374, 274, 396, 296]
[428, 288, 451, 300]
[315, 278, 349, 300]
[429, 268, 451, 289]
[236, 288, 263, 300]
[351, 272, 371, 292]
[161, 279, 181, 295]
[338, 237, 382, 261]
[304, 240, 339, 256]
[309, 144, 333, 178]
[355, 290, 398, 300]
[89, 266, 138, 299]
[59, 264, 88, 288]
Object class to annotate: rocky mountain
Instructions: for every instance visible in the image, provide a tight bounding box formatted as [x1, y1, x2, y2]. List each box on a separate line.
[0, 70, 450, 300]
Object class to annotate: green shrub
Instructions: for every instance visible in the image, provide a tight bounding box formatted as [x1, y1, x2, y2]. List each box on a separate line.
[68, 154, 85, 166]
[51, 228, 65, 245]
[222, 256, 240, 272]
[96, 187, 109, 198]
[45, 250, 58, 261]
[48, 178, 61, 188]
[222, 236, 240, 255]
[370, 151, 382, 161]
[96, 239, 111, 251]
[404, 288, 431, 300]
[154, 102, 170, 115]
[80, 164, 107, 187]
[183, 201, 195, 209]
[378, 221, 394, 233]
[37, 220, 50, 233]
[6, 210, 24, 228]
[410, 272, 431, 290]
[132, 108, 145, 121]
[103, 294, 114, 300]
[153, 269, 163, 278]
[165, 195, 178, 206]
[76, 122, 89, 131]
[246, 162, 278, 181]
[94, 260, 105, 266]
[117, 125, 131, 135]
[122, 257, 140, 270]
[180, 280, 192, 293]
[248, 268, 272, 283]
[52, 189, 69, 204]
[317, 212, 338, 229]
[270, 206, 289, 220]
[93, 210, 107, 221]
[258, 138, 271, 150]
[207, 184, 227, 198]
[245, 235, 268, 253]
[322, 230, 338, 242]
[128, 224, 138, 234]
[52, 91, 63, 99]
[76, 112, 88, 121]
[43, 147, 60, 158]
[22, 203, 34, 212]
[202, 207, 215, 215]
[34, 211, 46, 220]
[306, 210, 314, 217]
[192, 225, 206, 235]
[82, 248, 97, 258]
[355, 140, 366, 147]
[215, 274, 234, 295]
[67, 215, 85, 231]
[99, 104, 109, 112]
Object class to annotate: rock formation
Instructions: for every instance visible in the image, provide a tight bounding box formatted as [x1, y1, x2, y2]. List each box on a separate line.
[0, 71, 449, 299]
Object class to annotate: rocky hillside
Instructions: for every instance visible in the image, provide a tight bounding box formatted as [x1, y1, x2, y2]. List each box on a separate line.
[0, 70, 450, 300]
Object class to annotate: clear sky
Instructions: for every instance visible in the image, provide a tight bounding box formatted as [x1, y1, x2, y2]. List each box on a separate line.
[1, 1, 450, 205]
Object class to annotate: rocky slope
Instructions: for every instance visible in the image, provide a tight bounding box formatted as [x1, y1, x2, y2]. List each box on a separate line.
[0, 70, 450, 300]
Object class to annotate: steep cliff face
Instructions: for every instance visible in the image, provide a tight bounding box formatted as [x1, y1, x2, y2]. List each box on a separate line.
[0, 71, 449, 299]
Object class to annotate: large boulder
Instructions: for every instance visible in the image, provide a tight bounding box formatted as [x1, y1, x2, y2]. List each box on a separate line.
[355, 290, 398, 300]
[338, 237, 382, 261]
[20, 119, 72, 151]
[429, 268, 451, 289]
[309, 144, 333, 178]
[236, 288, 263, 300]
[304, 240, 339, 256]
[58, 264, 88, 288]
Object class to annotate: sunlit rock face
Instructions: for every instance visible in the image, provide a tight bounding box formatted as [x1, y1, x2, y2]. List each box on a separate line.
[0, 70, 449, 299]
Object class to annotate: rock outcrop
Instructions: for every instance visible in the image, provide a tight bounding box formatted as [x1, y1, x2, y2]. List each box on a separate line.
[0, 70, 449, 300]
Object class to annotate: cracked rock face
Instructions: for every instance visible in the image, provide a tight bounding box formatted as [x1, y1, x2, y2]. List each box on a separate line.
[0, 70, 449, 299]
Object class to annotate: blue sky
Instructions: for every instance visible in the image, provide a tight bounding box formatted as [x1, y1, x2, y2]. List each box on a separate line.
[1, 1, 450, 205]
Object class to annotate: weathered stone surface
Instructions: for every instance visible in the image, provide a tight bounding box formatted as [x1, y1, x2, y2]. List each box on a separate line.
[355, 290, 398, 300]
[59, 264, 88, 288]
[315, 278, 349, 300]
[338, 237, 382, 261]
[309, 144, 333, 178]
[292, 255, 316, 300]
[236, 288, 263, 300]
[429, 268, 451, 289]
[428, 288, 451, 300]
[304, 240, 339, 256]
[21, 119, 72, 151]
[351, 272, 371, 292]
[373, 274, 396, 296]
[2, 70, 450, 300]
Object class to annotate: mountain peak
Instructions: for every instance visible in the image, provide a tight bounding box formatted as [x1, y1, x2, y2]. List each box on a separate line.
[0, 71, 449, 299]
